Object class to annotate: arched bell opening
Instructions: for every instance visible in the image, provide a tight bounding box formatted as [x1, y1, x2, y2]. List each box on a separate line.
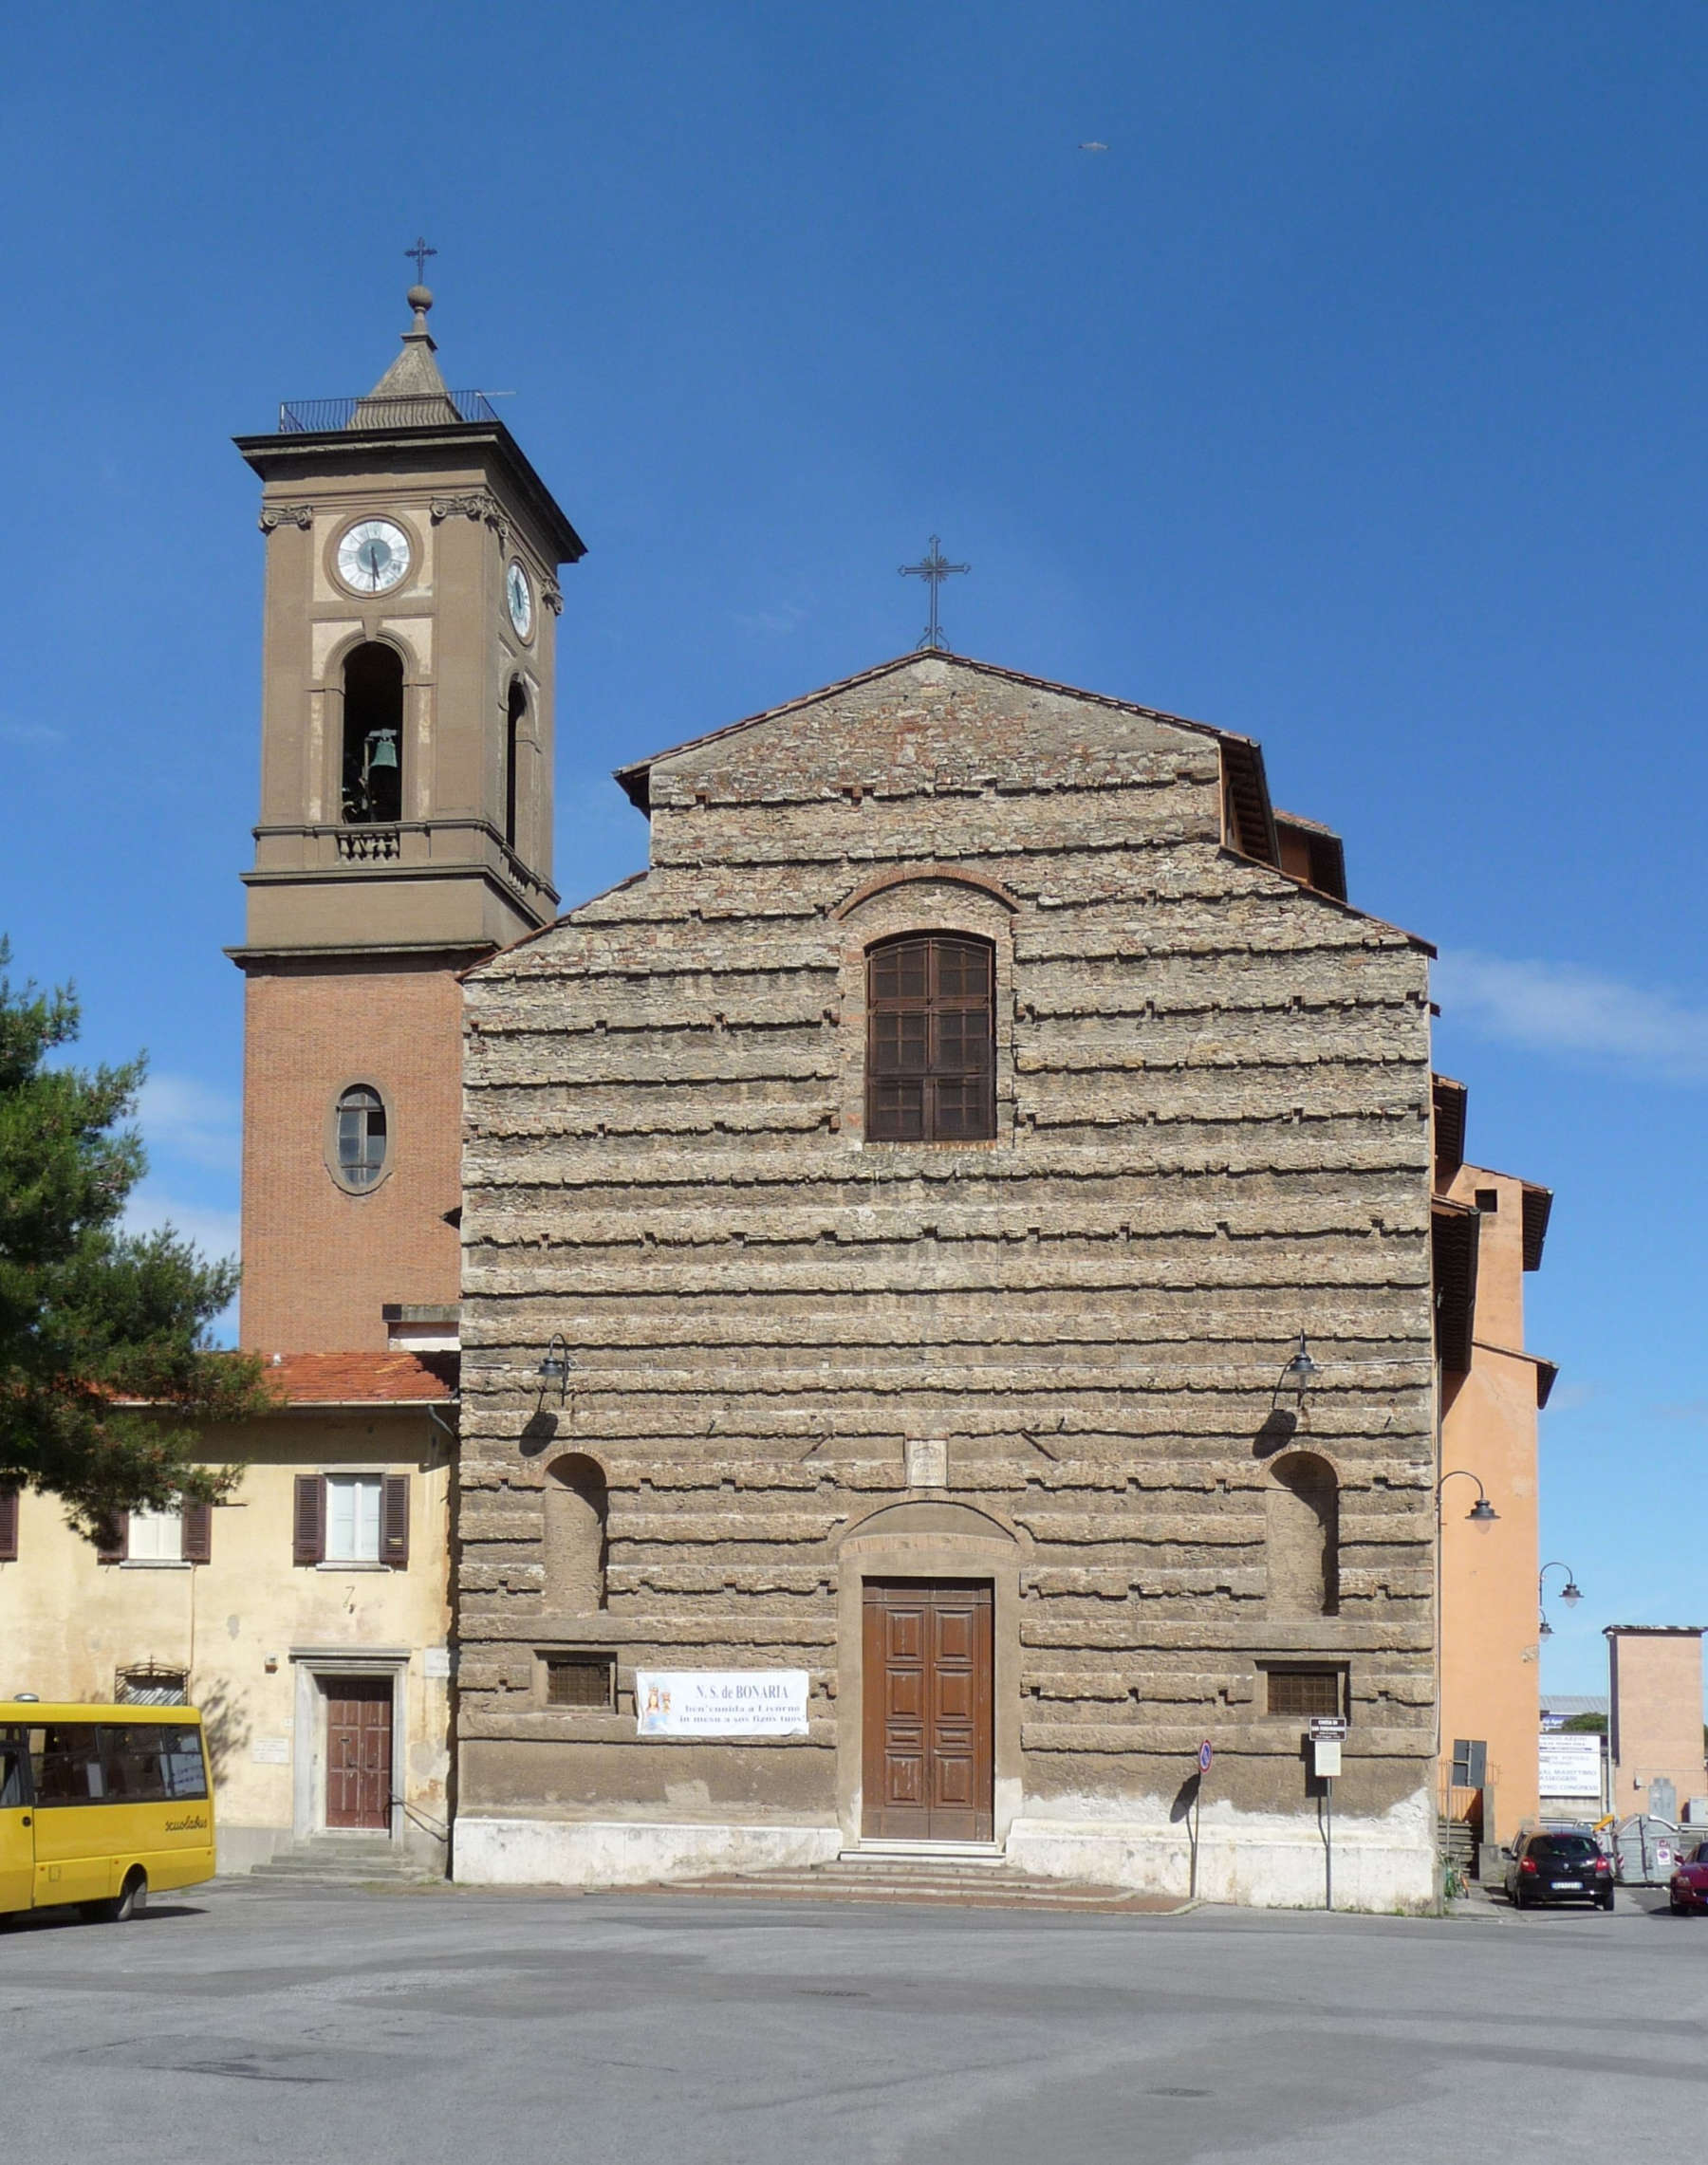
[342, 642, 405, 824]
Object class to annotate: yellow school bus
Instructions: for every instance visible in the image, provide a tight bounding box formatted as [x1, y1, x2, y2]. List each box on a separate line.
[0, 1702, 216, 1923]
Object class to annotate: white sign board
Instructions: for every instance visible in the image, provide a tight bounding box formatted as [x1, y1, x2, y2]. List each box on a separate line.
[1538, 1732, 1603, 1799]
[251, 1737, 290, 1766]
[636, 1670, 810, 1738]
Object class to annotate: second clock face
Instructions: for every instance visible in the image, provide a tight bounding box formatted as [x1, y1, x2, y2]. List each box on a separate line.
[337, 518, 412, 595]
[506, 560, 533, 638]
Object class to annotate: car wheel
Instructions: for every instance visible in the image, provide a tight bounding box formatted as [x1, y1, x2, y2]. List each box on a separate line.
[88, 1870, 147, 1925]
[1597, 1892, 1614, 1912]
[1671, 1894, 1686, 1915]
[1512, 1883, 1528, 1909]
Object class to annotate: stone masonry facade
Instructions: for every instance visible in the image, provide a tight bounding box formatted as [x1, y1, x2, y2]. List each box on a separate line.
[454, 654, 1439, 1906]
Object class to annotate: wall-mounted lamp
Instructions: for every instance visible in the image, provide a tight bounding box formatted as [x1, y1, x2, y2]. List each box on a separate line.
[1537, 1560, 1583, 1643]
[1280, 1333, 1319, 1393]
[1437, 1468, 1498, 1531]
[536, 1334, 576, 1406]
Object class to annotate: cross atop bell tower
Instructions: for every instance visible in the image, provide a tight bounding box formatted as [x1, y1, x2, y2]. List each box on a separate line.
[230, 280, 585, 1355]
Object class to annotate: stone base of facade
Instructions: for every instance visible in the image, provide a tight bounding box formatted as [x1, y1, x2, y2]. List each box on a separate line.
[1007, 1791, 1439, 1912]
[452, 1797, 1436, 1911]
[216, 1823, 292, 1876]
[453, 1815, 844, 1889]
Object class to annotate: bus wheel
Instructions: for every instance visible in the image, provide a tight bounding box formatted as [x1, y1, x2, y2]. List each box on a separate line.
[89, 1870, 148, 1924]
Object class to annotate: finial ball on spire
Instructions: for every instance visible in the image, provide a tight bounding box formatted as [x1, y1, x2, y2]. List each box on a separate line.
[407, 284, 434, 313]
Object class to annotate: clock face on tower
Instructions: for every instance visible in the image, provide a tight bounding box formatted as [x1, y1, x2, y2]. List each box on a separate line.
[337, 518, 412, 595]
[506, 559, 533, 639]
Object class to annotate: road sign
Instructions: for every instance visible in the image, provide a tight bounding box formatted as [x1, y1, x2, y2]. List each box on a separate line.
[1309, 1717, 1348, 1741]
[1197, 1740, 1214, 1773]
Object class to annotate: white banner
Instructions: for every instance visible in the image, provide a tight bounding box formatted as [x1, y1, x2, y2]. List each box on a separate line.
[1538, 1731, 1603, 1798]
[636, 1670, 810, 1738]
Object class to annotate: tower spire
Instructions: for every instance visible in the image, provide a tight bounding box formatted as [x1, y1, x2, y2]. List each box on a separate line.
[352, 268, 457, 429]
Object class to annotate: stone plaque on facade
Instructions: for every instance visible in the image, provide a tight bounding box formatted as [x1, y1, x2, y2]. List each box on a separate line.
[904, 1437, 948, 1490]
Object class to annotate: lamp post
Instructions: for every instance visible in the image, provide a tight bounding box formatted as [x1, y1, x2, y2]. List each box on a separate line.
[1537, 1561, 1583, 1640]
[1437, 1470, 1498, 1529]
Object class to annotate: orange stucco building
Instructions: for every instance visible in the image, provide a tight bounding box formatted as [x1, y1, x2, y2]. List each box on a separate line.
[1606, 1627, 1707, 1826]
[1433, 1077, 1557, 1847]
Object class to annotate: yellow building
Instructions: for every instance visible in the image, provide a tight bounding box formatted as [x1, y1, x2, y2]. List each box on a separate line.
[0, 1355, 455, 1874]
[1433, 1076, 1557, 1851]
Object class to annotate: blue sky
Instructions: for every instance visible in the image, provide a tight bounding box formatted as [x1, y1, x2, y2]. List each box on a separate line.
[4, 4, 1706, 1695]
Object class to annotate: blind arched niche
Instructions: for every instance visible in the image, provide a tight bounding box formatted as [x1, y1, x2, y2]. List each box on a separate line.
[543, 1453, 608, 1614]
[1266, 1452, 1340, 1617]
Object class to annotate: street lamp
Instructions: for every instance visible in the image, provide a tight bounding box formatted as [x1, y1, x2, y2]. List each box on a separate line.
[1437, 1469, 1498, 1530]
[1280, 1332, 1319, 1393]
[536, 1334, 575, 1406]
[1538, 1560, 1583, 1640]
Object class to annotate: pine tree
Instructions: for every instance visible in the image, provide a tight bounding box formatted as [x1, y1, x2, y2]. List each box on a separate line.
[0, 943, 270, 1536]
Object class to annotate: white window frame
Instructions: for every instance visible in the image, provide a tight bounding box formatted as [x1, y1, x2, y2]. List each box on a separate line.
[124, 1506, 184, 1566]
[325, 1473, 383, 1565]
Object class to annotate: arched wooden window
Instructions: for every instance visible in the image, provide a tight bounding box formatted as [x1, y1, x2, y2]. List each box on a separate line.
[866, 934, 995, 1142]
[505, 678, 527, 853]
[544, 1453, 608, 1614]
[1267, 1453, 1340, 1618]
[334, 1085, 388, 1191]
[342, 642, 404, 824]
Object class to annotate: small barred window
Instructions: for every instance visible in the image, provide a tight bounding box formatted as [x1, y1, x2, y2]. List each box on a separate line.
[1266, 1668, 1344, 1719]
[544, 1654, 616, 1711]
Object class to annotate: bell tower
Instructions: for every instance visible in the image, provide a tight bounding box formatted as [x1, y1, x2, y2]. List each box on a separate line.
[231, 281, 585, 1353]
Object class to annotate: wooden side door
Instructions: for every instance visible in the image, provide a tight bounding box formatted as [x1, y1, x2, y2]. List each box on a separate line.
[862, 1582, 993, 1841]
[324, 1679, 393, 1832]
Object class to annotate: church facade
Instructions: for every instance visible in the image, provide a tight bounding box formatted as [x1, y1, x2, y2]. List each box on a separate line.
[453, 653, 1442, 1908]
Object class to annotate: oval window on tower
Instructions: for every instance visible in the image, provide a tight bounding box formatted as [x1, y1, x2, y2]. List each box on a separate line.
[327, 1083, 390, 1194]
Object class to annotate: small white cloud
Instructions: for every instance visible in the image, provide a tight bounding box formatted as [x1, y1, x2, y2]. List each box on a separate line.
[0, 719, 63, 746]
[138, 1073, 243, 1175]
[1436, 951, 1708, 1084]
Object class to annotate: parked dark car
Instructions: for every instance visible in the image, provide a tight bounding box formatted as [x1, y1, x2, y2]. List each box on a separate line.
[1668, 1841, 1708, 1914]
[1504, 1831, 1614, 1910]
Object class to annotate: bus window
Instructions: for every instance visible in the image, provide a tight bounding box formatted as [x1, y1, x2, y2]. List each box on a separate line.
[101, 1724, 207, 1803]
[37, 1724, 104, 1804]
[0, 1744, 26, 1807]
[101, 1726, 169, 1802]
[158, 1727, 209, 1801]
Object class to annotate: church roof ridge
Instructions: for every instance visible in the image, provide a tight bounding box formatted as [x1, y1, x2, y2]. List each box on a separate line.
[611, 650, 1257, 812]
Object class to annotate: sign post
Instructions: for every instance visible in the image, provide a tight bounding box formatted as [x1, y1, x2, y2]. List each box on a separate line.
[1309, 1718, 1348, 1911]
[1191, 1740, 1213, 1899]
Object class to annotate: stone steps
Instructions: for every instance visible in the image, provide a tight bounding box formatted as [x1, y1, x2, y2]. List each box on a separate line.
[634, 1857, 1183, 1914]
[248, 1840, 433, 1886]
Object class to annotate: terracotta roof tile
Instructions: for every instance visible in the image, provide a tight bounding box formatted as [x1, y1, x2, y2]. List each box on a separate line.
[260, 1351, 456, 1404]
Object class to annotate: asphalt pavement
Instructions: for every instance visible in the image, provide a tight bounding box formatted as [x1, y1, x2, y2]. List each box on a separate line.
[3, 1877, 1705, 2163]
